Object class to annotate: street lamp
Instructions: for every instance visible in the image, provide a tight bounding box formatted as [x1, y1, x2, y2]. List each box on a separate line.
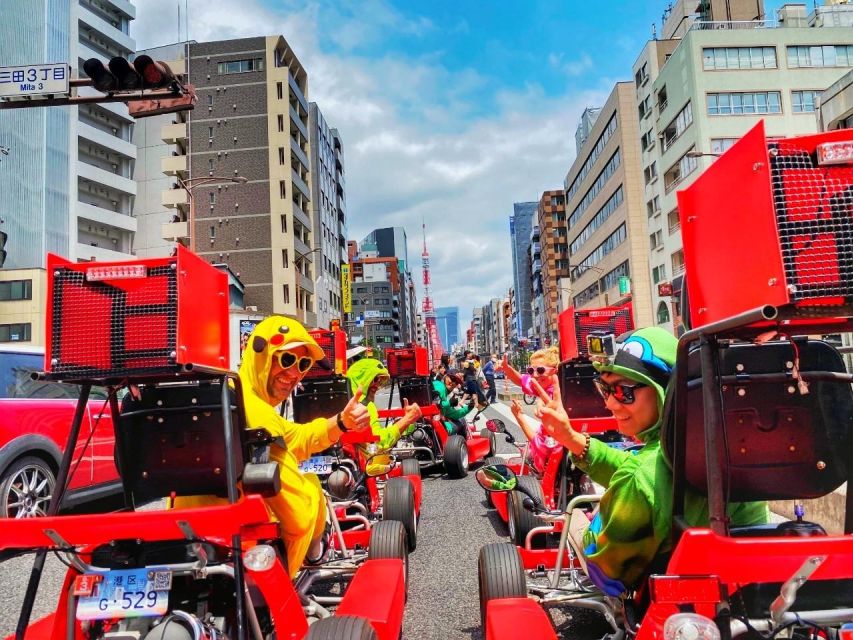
[685, 150, 722, 159]
[176, 175, 248, 251]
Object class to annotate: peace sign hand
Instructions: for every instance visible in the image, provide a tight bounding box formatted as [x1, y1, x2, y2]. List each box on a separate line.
[340, 386, 370, 432]
[530, 375, 582, 452]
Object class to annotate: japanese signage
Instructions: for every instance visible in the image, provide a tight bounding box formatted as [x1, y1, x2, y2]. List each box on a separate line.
[657, 282, 673, 297]
[364, 310, 381, 319]
[239, 319, 260, 355]
[341, 264, 352, 313]
[0, 63, 70, 98]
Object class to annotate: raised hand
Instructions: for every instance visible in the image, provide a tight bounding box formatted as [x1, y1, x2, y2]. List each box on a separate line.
[402, 397, 423, 423]
[510, 398, 523, 417]
[340, 386, 370, 432]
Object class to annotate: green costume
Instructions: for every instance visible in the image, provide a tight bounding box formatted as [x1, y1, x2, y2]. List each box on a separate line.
[431, 378, 470, 434]
[346, 359, 415, 475]
[577, 327, 769, 596]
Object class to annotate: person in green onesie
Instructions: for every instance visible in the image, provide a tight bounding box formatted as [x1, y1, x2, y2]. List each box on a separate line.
[533, 327, 768, 596]
[345, 358, 422, 476]
[431, 363, 473, 436]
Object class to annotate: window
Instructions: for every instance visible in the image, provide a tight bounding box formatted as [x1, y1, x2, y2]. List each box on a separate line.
[208, 126, 214, 138]
[550, 194, 564, 206]
[661, 102, 693, 152]
[787, 45, 853, 68]
[0, 280, 33, 301]
[634, 63, 648, 88]
[277, 115, 284, 132]
[280, 180, 286, 199]
[278, 147, 286, 165]
[792, 90, 820, 113]
[638, 95, 651, 120]
[656, 86, 668, 112]
[650, 230, 663, 251]
[702, 46, 777, 70]
[710, 138, 738, 154]
[209, 225, 215, 239]
[707, 92, 782, 115]
[569, 187, 624, 256]
[652, 264, 667, 284]
[283, 285, 290, 305]
[0, 323, 31, 342]
[208, 158, 214, 173]
[657, 301, 670, 324]
[565, 114, 618, 200]
[570, 224, 627, 281]
[207, 94, 213, 106]
[568, 149, 621, 227]
[664, 149, 699, 192]
[644, 162, 658, 185]
[217, 58, 264, 74]
[646, 196, 660, 218]
[671, 249, 685, 275]
[641, 130, 654, 151]
[208, 192, 216, 204]
[668, 208, 681, 233]
[281, 214, 287, 233]
[277, 82, 283, 100]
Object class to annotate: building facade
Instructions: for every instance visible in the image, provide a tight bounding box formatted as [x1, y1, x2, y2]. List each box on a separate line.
[509, 202, 536, 345]
[639, 1, 853, 333]
[537, 190, 568, 345]
[435, 306, 459, 352]
[309, 103, 347, 329]
[562, 82, 653, 327]
[0, 0, 137, 273]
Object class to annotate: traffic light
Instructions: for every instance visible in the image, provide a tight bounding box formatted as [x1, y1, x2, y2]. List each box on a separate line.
[82, 56, 178, 93]
[0, 230, 7, 268]
[133, 55, 178, 89]
[82, 58, 118, 92]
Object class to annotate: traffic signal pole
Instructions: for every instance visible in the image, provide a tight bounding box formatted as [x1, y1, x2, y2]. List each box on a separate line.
[0, 77, 192, 110]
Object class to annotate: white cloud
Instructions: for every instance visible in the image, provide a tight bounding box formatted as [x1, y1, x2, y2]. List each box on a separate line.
[133, 0, 608, 331]
[548, 51, 594, 77]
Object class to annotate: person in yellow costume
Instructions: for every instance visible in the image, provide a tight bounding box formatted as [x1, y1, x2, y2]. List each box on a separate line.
[176, 316, 371, 577]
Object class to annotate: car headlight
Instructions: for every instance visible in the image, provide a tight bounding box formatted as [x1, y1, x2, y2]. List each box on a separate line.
[242, 544, 276, 572]
[664, 613, 720, 640]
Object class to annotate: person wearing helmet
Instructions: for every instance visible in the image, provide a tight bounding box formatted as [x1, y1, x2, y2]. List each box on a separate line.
[431, 363, 473, 436]
[345, 358, 423, 476]
[533, 327, 768, 596]
[176, 316, 371, 577]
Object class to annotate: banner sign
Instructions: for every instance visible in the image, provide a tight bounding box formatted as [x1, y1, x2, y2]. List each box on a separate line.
[239, 319, 259, 355]
[341, 264, 352, 313]
[0, 63, 69, 98]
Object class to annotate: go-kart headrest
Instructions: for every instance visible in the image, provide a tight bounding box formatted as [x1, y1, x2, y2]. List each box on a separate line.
[661, 338, 853, 502]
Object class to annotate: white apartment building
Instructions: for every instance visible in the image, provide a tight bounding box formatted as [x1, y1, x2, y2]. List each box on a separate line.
[0, 0, 137, 272]
[636, 1, 853, 333]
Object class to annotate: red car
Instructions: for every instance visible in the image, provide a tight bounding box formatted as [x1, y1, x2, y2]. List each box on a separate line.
[0, 345, 120, 518]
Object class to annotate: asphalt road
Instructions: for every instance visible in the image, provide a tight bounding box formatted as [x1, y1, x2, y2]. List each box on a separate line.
[0, 397, 588, 640]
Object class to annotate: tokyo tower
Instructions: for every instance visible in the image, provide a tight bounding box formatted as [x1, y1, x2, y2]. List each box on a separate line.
[421, 223, 444, 365]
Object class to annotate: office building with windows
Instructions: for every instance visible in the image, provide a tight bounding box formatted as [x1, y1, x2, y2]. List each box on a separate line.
[509, 202, 536, 344]
[435, 306, 459, 352]
[537, 190, 567, 345]
[637, 0, 853, 333]
[0, 0, 137, 275]
[562, 83, 654, 327]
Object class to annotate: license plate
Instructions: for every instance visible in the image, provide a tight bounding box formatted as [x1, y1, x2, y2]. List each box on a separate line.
[76, 569, 171, 621]
[299, 455, 336, 475]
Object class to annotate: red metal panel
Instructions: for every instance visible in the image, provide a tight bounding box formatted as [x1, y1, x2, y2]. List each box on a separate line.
[304, 328, 348, 379]
[336, 559, 406, 640]
[385, 347, 429, 377]
[175, 246, 229, 370]
[486, 598, 557, 640]
[558, 303, 634, 360]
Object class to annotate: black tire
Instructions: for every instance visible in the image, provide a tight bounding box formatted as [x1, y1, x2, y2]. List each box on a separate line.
[508, 475, 546, 549]
[383, 477, 418, 551]
[482, 456, 505, 507]
[444, 435, 469, 479]
[400, 457, 421, 478]
[479, 429, 497, 457]
[368, 519, 409, 589]
[478, 543, 527, 632]
[0, 456, 56, 519]
[306, 615, 379, 640]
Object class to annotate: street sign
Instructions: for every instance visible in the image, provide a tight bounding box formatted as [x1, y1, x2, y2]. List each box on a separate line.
[364, 310, 381, 319]
[618, 276, 632, 295]
[0, 63, 70, 98]
[341, 264, 352, 313]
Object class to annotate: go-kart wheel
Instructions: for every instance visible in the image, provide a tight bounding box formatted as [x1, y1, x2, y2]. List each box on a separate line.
[305, 615, 379, 639]
[369, 519, 409, 591]
[478, 543, 526, 632]
[383, 477, 417, 551]
[482, 456, 505, 507]
[400, 457, 421, 478]
[444, 435, 469, 479]
[509, 475, 546, 549]
[0, 456, 56, 519]
[479, 428, 497, 457]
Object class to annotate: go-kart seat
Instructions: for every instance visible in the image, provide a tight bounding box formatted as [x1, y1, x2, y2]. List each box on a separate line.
[118, 381, 250, 505]
[660, 338, 853, 536]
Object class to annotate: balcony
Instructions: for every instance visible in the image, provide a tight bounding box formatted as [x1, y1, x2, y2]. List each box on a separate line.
[288, 73, 309, 112]
[291, 136, 309, 170]
[294, 236, 311, 256]
[291, 169, 311, 200]
[289, 105, 309, 139]
[77, 5, 135, 53]
[162, 221, 189, 241]
[161, 122, 188, 144]
[77, 161, 136, 196]
[162, 188, 189, 209]
[77, 201, 137, 233]
[78, 122, 136, 159]
[76, 242, 133, 262]
[161, 155, 188, 177]
[297, 271, 315, 294]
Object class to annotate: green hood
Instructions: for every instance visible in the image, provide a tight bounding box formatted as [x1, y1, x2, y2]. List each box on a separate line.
[592, 327, 677, 443]
[345, 358, 389, 399]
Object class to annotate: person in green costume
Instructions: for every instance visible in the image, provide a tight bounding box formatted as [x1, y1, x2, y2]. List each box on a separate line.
[533, 327, 768, 596]
[431, 363, 474, 436]
[345, 358, 422, 475]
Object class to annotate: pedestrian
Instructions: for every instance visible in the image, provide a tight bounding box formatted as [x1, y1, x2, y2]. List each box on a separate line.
[462, 350, 488, 409]
[482, 353, 497, 404]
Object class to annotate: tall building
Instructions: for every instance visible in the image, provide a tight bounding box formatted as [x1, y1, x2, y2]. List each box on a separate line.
[562, 83, 654, 327]
[537, 190, 568, 345]
[435, 306, 459, 352]
[164, 36, 316, 324]
[509, 201, 536, 345]
[0, 0, 137, 271]
[309, 103, 347, 329]
[637, 0, 853, 333]
[362, 227, 409, 269]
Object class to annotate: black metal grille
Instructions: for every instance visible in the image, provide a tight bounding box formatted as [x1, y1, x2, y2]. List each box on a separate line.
[770, 141, 853, 302]
[303, 330, 337, 379]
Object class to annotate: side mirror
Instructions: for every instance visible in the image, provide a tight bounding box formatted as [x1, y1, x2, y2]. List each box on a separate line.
[474, 464, 518, 493]
[485, 419, 507, 434]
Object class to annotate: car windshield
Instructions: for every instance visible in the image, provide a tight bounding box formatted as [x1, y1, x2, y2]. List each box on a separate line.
[0, 351, 109, 400]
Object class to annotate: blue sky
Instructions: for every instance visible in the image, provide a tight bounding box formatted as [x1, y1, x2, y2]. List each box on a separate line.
[136, 0, 788, 332]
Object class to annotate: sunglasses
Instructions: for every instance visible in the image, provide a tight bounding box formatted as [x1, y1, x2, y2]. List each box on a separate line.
[527, 366, 555, 376]
[277, 351, 315, 374]
[593, 378, 647, 405]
